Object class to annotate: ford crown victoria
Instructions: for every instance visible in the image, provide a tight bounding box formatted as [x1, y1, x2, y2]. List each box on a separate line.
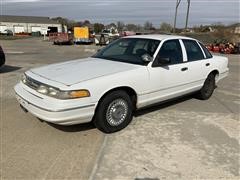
[14, 35, 229, 133]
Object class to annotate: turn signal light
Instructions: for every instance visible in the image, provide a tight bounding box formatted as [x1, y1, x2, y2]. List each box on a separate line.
[69, 90, 90, 98]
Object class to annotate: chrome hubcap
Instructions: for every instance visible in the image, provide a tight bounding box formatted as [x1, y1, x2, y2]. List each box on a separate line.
[106, 99, 128, 126]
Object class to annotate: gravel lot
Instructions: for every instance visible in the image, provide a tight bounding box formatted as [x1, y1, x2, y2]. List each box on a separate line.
[0, 37, 239, 180]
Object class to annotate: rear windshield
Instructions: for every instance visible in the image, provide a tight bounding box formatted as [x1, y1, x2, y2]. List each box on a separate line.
[199, 42, 213, 59]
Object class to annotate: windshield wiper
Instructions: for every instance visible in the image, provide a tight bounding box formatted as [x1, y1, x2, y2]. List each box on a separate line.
[94, 56, 145, 65]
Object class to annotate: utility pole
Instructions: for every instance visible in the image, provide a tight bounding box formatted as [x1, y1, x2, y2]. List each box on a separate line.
[185, 0, 191, 30]
[173, 0, 181, 33]
[173, 0, 191, 33]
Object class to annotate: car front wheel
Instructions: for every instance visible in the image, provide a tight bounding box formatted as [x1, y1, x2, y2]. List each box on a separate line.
[93, 90, 133, 133]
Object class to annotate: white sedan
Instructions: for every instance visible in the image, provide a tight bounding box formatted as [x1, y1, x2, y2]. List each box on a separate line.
[14, 35, 229, 133]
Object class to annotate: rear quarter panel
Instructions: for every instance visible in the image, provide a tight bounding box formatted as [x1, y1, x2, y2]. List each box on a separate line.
[210, 55, 229, 81]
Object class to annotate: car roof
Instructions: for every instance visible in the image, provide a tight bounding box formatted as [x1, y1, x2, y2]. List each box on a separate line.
[124, 34, 196, 41]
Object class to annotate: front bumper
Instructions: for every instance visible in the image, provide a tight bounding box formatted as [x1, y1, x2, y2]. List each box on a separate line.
[14, 83, 96, 125]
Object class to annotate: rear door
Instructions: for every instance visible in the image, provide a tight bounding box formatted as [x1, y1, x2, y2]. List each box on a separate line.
[182, 39, 211, 89]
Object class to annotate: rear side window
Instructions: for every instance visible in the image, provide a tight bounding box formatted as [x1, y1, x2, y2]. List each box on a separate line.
[199, 42, 213, 59]
[183, 40, 205, 61]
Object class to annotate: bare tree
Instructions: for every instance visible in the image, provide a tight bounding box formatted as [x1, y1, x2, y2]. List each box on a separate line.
[144, 21, 153, 30]
[117, 21, 125, 32]
[160, 22, 173, 33]
[126, 24, 138, 31]
[94, 23, 105, 33]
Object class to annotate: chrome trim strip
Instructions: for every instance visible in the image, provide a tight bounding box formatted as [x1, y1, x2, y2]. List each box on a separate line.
[139, 79, 204, 96]
[16, 93, 95, 112]
[25, 89, 43, 99]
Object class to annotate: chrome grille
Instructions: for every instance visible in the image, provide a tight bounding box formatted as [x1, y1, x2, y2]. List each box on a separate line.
[25, 76, 41, 90]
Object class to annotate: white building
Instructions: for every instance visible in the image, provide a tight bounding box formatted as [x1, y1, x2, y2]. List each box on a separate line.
[234, 26, 240, 34]
[0, 15, 67, 35]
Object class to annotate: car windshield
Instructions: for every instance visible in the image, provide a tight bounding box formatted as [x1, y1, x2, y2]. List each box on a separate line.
[93, 38, 160, 65]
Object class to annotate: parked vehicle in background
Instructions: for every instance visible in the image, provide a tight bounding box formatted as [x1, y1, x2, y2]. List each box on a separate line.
[95, 28, 120, 46]
[14, 35, 229, 133]
[120, 31, 136, 36]
[0, 29, 13, 36]
[74, 27, 94, 44]
[0, 46, 6, 67]
[101, 28, 119, 37]
[49, 32, 73, 45]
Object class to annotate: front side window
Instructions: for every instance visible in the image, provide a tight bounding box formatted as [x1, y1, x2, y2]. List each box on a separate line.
[155, 39, 183, 65]
[93, 38, 160, 65]
[183, 40, 205, 61]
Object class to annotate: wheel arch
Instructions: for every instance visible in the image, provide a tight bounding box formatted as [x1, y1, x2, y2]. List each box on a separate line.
[209, 69, 219, 81]
[96, 86, 138, 111]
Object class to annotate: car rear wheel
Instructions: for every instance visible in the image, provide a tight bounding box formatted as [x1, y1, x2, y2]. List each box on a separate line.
[197, 73, 216, 100]
[93, 90, 133, 133]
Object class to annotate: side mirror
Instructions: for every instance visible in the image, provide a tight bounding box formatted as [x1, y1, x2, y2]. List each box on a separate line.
[141, 54, 153, 62]
[157, 57, 171, 65]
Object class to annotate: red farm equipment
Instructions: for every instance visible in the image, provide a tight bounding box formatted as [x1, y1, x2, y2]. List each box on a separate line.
[49, 33, 73, 45]
[206, 43, 240, 54]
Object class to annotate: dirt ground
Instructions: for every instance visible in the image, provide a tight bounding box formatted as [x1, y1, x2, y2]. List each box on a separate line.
[0, 37, 239, 180]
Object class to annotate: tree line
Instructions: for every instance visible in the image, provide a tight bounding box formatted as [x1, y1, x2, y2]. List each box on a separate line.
[52, 17, 239, 34]
[51, 17, 173, 33]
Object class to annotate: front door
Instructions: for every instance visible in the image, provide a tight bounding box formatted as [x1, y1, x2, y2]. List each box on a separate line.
[141, 39, 191, 106]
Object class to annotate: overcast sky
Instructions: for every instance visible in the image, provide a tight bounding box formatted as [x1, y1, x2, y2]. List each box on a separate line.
[1, 0, 239, 27]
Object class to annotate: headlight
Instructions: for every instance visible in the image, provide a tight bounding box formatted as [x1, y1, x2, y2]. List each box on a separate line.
[37, 86, 90, 99]
[22, 74, 27, 84]
[21, 74, 90, 99]
[37, 85, 48, 94]
[48, 87, 59, 96]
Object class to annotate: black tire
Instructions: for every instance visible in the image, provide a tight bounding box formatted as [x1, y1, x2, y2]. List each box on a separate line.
[197, 73, 216, 100]
[0, 54, 5, 67]
[93, 90, 133, 133]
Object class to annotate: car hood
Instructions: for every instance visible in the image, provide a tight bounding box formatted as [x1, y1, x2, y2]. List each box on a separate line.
[30, 57, 138, 86]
